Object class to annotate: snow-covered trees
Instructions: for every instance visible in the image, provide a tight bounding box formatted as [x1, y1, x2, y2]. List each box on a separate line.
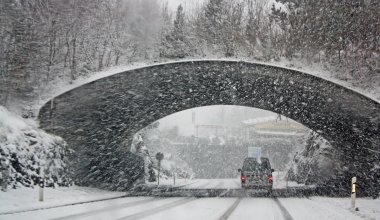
[287, 132, 344, 191]
[0, 0, 378, 112]
[271, 0, 380, 77]
[0, 0, 164, 110]
[160, 5, 193, 59]
[194, 0, 245, 57]
[199, 0, 225, 47]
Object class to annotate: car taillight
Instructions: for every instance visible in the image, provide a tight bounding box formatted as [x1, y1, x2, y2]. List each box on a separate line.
[268, 175, 273, 182]
[241, 175, 246, 183]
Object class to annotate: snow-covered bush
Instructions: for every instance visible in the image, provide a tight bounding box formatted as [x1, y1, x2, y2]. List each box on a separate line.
[0, 106, 71, 189]
[287, 132, 341, 186]
[287, 132, 380, 196]
[131, 130, 193, 183]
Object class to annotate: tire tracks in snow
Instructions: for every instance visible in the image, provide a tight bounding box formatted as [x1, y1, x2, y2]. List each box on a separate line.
[218, 197, 242, 220]
[273, 197, 294, 220]
[217, 180, 241, 197]
[50, 197, 158, 220]
[114, 197, 197, 220]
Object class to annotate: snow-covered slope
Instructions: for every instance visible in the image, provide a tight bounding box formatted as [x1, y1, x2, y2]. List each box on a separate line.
[0, 106, 71, 189]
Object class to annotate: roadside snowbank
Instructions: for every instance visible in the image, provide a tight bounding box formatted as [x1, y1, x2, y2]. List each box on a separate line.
[279, 197, 380, 220]
[309, 197, 380, 220]
[0, 106, 70, 188]
[0, 186, 125, 214]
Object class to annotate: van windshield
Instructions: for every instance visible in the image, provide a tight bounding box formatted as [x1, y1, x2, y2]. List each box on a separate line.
[243, 159, 271, 172]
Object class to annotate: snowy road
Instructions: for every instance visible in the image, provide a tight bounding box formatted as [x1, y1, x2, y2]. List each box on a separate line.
[1, 179, 379, 220]
[2, 195, 378, 220]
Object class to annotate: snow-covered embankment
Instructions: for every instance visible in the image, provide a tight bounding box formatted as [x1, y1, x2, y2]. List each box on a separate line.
[0, 106, 70, 189]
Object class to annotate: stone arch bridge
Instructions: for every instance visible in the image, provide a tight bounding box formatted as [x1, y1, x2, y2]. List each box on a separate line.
[38, 61, 379, 190]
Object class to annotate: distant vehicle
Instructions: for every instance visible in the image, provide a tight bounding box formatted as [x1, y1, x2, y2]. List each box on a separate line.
[238, 157, 274, 193]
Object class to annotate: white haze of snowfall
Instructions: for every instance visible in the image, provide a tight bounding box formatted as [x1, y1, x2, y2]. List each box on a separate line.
[158, 105, 286, 136]
[142, 105, 323, 180]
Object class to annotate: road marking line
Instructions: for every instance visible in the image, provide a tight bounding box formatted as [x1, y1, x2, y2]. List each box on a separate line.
[218, 197, 242, 220]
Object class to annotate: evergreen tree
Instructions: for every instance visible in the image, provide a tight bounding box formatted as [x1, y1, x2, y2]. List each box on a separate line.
[161, 4, 192, 59]
[199, 0, 225, 49]
[245, 0, 259, 56]
[220, 1, 244, 57]
[159, 2, 173, 58]
[173, 5, 186, 42]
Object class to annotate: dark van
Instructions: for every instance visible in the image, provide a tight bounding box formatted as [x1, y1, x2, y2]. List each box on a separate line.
[238, 157, 274, 193]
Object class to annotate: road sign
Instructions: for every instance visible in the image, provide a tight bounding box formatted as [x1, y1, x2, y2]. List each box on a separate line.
[155, 152, 164, 161]
[248, 147, 262, 158]
[155, 152, 164, 186]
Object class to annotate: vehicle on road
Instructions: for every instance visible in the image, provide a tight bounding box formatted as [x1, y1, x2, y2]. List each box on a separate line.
[238, 157, 274, 193]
